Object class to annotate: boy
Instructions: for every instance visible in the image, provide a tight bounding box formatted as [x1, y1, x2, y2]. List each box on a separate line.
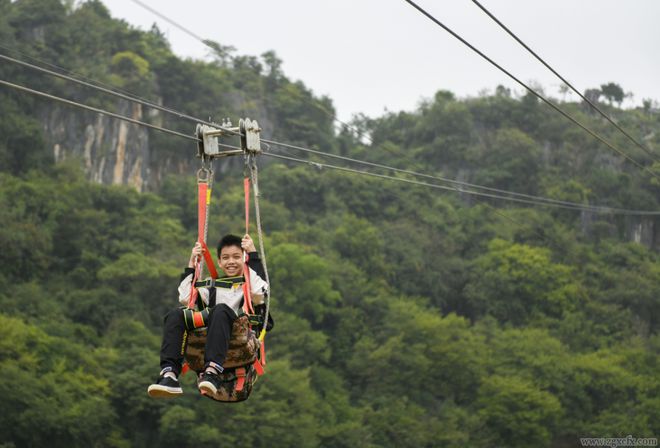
[147, 234, 269, 398]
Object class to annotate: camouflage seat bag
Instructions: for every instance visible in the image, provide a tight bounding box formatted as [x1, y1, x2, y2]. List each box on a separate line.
[199, 363, 258, 402]
[184, 314, 261, 402]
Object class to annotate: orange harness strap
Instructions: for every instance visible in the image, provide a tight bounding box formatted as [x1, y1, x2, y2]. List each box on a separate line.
[253, 359, 264, 376]
[200, 240, 218, 280]
[234, 367, 247, 392]
[242, 177, 254, 315]
[186, 179, 209, 309]
[187, 176, 220, 309]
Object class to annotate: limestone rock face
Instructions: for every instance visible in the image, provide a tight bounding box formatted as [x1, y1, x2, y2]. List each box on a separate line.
[627, 217, 658, 251]
[42, 100, 150, 191]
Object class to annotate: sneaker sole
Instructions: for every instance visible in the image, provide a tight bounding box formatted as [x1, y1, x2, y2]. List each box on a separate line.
[147, 384, 183, 398]
[198, 380, 218, 395]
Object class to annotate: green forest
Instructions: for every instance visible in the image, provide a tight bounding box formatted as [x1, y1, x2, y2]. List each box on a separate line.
[0, 1, 659, 447]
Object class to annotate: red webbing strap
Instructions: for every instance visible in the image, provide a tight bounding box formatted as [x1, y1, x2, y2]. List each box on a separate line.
[235, 367, 246, 392]
[187, 180, 209, 309]
[198, 181, 208, 242]
[242, 177, 254, 315]
[244, 177, 250, 235]
[192, 311, 205, 328]
[200, 241, 218, 279]
[253, 359, 264, 376]
[242, 280, 254, 314]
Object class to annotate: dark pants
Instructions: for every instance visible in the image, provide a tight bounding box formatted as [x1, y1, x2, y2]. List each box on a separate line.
[159, 304, 237, 376]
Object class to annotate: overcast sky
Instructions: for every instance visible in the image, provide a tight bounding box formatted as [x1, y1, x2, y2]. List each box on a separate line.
[102, 0, 660, 122]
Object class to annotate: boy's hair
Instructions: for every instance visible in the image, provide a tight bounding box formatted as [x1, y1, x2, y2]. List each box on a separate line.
[217, 234, 242, 257]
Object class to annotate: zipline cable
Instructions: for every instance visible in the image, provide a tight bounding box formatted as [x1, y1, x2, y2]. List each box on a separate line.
[262, 138, 660, 214]
[4, 48, 623, 212]
[0, 78, 199, 142]
[0, 42, 157, 106]
[3, 57, 659, 216]
[0, 52, 241, 137]
[264, 146, 654, 257]
[470, 0, 659, 162]
[5, 7, 656, 210]
[270, 145, 561, 248]
[2, 41, 652, 251]
[2, 75, 657, 216]
[130, 0, 207, 43]
[263, 138, 591, 209]
[401, 0, 660, 181]
[262, 152, 660, 215]
[6, 40, 655, 213]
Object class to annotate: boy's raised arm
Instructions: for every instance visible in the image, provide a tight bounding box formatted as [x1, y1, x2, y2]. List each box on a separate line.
[178, 242, 208, 306]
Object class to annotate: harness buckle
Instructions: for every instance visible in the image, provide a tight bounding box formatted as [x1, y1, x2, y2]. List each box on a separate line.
[247, 314, 264, 326]
[195, 278, 216, 288]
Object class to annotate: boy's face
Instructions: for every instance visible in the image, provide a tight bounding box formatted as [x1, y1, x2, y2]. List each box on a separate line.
[218, 244, 244, 277]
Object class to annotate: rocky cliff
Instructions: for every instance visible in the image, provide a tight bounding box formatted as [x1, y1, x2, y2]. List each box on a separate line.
[42, 99, 151, 191]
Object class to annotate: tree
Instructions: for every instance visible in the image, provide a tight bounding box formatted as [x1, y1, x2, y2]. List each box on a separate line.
[0, 315, 123, 447]
[495, 85, 512, 97]
[470, 128, 541, 194]
[476, 375, 562, 447]
[583, 88, 602, 113]
[268, 243, 341, 324]
[600, 82, 625, 106]
[559, 83, 572, 101]
[348, 300, 486, 405]
[262, 50, 284, 81]
[110, 51, 153, 92]
[464, 238, 582, 324]
[203, 39, 236, 67]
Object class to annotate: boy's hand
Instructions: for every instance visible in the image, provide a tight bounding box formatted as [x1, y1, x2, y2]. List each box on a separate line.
[188, 242, 204, 268]
[242, 234, 257, 253]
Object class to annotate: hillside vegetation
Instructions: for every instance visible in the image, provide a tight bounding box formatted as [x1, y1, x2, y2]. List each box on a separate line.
[0, 1, 659, 447]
